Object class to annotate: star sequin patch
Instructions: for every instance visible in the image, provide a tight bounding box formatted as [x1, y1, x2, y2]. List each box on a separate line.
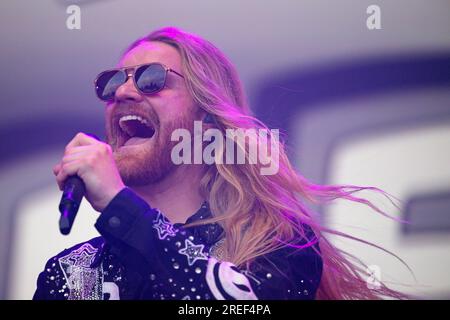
[178, 239, 208, 266]
[153, 212, 177, 240]
[58, 243, 103, 300]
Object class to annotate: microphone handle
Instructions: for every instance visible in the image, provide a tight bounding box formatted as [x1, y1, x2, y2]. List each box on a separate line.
[58, 176, 86, 235]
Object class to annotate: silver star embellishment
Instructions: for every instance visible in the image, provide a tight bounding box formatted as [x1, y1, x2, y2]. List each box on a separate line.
[59, 243, 98, 268]
[153, 214, 177, 240]
[178, 239, 208, 266]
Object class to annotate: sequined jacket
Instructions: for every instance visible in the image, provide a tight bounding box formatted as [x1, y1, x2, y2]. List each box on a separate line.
[33, 188, 323, 300]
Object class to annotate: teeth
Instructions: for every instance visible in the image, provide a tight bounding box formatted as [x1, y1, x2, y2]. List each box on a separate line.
[119, 115, 148, 125]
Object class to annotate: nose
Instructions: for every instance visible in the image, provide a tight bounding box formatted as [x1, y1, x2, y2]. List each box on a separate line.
[114, 74, 144, 103]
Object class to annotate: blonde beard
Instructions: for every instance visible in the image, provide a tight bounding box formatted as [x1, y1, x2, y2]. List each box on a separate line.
[114, 146, 175, 186]
[111, 115, 197, 186]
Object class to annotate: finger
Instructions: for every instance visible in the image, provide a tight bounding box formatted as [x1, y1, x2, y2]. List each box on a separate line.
[65, 132, 100, 151]
[62, 148, 92, 164]
[55, 161, 81, 191]
[62, 144, 111, 167]
[63, 145, 93, 157]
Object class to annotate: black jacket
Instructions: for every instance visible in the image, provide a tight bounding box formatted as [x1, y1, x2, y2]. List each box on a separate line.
[33, 188, 323, 300]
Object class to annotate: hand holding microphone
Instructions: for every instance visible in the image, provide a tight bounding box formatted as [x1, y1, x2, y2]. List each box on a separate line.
[54, 132, 125, 235]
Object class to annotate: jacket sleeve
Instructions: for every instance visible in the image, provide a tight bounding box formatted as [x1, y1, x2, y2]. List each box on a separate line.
[33, 256, 67, 300]
[95, 187, 323, 300]
[33, 258, 53, 300]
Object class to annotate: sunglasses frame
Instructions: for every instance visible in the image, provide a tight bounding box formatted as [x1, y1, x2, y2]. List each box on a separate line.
[94, 62, 184, 101]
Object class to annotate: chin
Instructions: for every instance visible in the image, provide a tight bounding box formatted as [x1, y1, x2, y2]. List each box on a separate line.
[116, 151, 176, 187]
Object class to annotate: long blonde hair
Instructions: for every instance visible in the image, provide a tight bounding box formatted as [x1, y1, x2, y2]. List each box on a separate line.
[126, 27, 408, 299]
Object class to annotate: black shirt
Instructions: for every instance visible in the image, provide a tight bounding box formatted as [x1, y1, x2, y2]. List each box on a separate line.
[33, 187, 323, 300]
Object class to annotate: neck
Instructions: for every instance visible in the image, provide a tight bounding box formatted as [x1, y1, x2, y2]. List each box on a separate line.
[130, 164, 206, 224]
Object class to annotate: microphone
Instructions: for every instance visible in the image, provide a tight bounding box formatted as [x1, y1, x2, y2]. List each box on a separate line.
[58, 133, 100, 235]
[59, 175, 86, 235]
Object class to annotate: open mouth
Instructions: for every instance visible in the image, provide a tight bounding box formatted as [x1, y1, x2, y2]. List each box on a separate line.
[117, 114, 156, 147]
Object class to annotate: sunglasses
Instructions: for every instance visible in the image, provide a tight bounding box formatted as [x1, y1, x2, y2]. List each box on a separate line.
[94, 62, 184, 101]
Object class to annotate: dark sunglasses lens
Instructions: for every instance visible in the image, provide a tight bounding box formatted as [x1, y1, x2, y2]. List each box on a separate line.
[95, 70, 126, 101]
[135, 64, 166, 94]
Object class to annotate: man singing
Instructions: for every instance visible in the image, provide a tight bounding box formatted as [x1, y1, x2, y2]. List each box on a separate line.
[33, 27, 404, 300]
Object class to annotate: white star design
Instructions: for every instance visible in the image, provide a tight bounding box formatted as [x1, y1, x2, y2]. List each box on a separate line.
[59, 243, 98, 268]
[178, 239, 208, 266]
[153, 216, 177, 240]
